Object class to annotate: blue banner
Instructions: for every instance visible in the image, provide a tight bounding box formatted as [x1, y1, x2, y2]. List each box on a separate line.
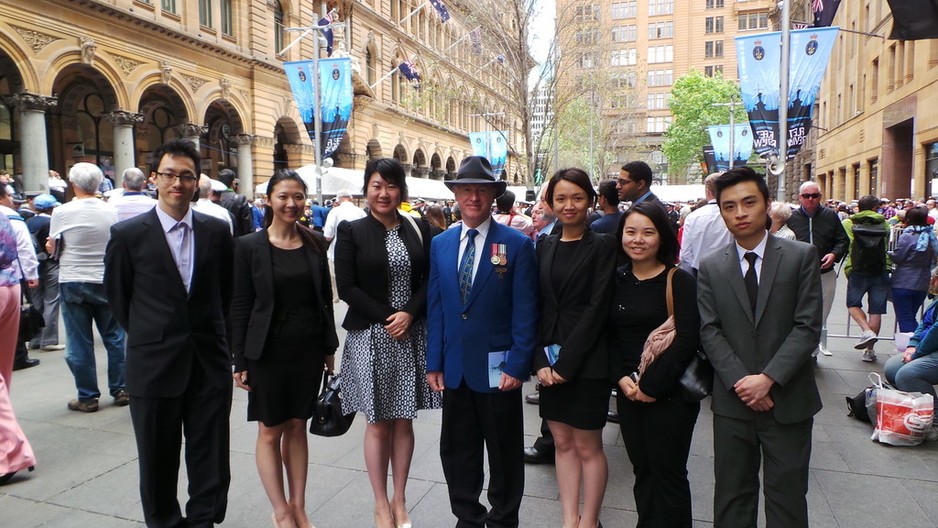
[707, 124, 754, 172]
[736, 27, 838, 159]
[469, 131, 509, 177]
[284, 58, 353, 160]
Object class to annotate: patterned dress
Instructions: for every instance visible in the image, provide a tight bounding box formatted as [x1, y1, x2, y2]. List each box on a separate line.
[341, 225, 442, 422]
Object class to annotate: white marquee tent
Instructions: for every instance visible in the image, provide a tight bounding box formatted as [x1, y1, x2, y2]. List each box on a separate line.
[255, 164, 454, 201]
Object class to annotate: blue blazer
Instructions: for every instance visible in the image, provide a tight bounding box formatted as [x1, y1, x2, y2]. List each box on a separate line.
[427, 220, 538, 393]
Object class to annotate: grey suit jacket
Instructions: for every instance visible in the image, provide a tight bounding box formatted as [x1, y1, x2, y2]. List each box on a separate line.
[697, 234, 823, 424]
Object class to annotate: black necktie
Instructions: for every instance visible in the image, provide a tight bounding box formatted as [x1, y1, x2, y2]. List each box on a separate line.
[744, 252, 758, 313]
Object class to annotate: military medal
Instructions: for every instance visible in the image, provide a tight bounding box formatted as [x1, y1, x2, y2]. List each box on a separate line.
[491, 243, 508, 266]
[490, 244, 500, 265]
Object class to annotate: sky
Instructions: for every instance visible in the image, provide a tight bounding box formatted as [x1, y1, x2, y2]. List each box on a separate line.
[528, 0, 556, 64]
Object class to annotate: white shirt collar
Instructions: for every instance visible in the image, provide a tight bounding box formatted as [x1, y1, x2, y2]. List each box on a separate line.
[735, 230, 769, 262]
[461, 216, 492, 241]
[155, 205, 193, 234]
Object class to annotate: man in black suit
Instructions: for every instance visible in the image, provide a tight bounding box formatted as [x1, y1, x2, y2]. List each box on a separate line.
[105, 139, 234, 528]
[698, 167, 822, 528]
[615, 161, 661, 206]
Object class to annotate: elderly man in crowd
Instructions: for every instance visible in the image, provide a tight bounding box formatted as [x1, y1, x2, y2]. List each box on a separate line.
[25, 194, 64, 353]
[108, 168, 157, 222]
[48, 163, 126, 413]
[192, 175, 234, 235]
[786, 180, 850, 357]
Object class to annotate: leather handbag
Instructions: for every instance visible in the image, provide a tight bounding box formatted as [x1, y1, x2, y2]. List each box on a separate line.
[18, 279, 44, 343]
[637, 268, 713, 401]
[309, 371, 356, 437]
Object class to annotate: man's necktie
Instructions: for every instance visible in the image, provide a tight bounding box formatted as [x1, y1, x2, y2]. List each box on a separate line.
[744, 252, 758, 314]
[458, 229, 478, 305]
[172, 221, 191, 293]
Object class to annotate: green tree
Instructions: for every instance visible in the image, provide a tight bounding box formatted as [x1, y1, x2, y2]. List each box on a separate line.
[662, 70, 748, 177]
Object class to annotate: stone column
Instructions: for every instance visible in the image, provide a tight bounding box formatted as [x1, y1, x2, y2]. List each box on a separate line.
[102, 110, 143, 187]
[4, 93, 57, 193]
[174, 122, 204, 149]
[232, 134, 255, 199]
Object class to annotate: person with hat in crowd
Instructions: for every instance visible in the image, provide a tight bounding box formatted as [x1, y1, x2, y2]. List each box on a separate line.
[426, 156, 537, 528]
[25, 194, 64, 353]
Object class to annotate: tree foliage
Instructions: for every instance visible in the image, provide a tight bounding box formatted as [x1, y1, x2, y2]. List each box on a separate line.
[662, 70, 747, 176]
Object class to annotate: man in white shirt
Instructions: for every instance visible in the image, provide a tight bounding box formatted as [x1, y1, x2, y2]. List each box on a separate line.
[323, 189, 366, 302]
[680, 173, 734, 276]
[47, 163, 125, 412]
[192, 175, 234, 235]
[108, 168, 157, 222]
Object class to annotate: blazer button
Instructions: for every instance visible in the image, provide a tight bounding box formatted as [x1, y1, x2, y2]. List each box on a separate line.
[461, 313, 468, 320]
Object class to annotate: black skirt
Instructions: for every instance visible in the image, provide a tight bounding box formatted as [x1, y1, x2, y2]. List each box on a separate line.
[247, 316, 324, 427]
[539, 377, 611, 430]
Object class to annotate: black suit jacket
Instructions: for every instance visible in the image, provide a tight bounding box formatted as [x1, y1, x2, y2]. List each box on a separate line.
[335, 213, 432, 330]
[229, 227, 338, 372]
[532, 230, 617, 380]
[104, 208, 234, 398]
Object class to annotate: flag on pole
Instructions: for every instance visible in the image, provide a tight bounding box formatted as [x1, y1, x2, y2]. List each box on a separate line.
[470, 28, 483, 55]
[496, 55, 506, 64]
[318, 12, 335, 56]
[886, 0, 938, 40]
[284, 58, 353, 160]
[399, 60, 421, 89]
[812, 0, 842, 27]
[429, 0, 451, 23]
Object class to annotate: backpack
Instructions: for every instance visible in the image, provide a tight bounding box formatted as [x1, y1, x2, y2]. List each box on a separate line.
[851, 222, 888, 274]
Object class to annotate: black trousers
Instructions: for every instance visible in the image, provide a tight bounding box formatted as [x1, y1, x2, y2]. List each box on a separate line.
[713, 414, 813, 528]
[441, 382, 524, 528]
[618, 393, 700, 528]
[129, 358, 232, 528]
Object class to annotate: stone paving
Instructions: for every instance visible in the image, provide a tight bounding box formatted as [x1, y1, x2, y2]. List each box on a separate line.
[3, 277, 938, 527]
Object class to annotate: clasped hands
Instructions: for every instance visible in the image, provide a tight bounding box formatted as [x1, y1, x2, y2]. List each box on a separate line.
[734, 373, 775, 412]
[618, 375, 656, 403]
[536, 367, 567, 387]
[384, 311, 413, 340]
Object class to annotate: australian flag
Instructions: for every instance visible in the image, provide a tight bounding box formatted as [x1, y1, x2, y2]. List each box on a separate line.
[318, 12, 335, 56]
[430, 0, 451, 23]
[812, 0, 841, 27]
[399, 60, 421, 89]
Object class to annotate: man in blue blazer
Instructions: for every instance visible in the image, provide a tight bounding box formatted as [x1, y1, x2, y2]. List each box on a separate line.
[427, 156, 537, 528]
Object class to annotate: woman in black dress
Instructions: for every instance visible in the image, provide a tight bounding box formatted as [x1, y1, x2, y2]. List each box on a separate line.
[533, 168, 616, 528]
[609, 201, 700, 528]
[230, 170, 338, 528]
[335, 158, 440, 528]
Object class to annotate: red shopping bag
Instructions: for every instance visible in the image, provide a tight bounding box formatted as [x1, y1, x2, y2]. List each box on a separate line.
[870, 373, 934, 446]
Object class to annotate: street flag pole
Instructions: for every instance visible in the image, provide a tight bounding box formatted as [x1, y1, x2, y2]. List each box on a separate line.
[441, 26, 481, 56]
[776, 0, 791, 201]
[400, 1, 428, 25]
[368, 54, 419, 91]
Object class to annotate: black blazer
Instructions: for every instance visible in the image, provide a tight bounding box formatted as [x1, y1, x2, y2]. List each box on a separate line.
[229, 226, 338, 372]
[335, 213, 432, 330]
[104, 208, 234, 398]
[532, 230, 617, 380]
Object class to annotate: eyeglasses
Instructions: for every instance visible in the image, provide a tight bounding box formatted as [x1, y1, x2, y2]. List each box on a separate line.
[617, 179, 634, 186]
[155, 171, 197, 185]
[801, 193, 821, 199]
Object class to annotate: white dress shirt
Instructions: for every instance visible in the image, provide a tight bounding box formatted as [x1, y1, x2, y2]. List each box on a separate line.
[323, 201, 367, 260]
[192, 198, 234, 235]
[0, 205, 38, 280]
[155, 206, 195, 293]
[458, 217, 492, 284]
[735, 230, 769, 283]
[680, 201, 734, 272]
[109, 192, 157, 222]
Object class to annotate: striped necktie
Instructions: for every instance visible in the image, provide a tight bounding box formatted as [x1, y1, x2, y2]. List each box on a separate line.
[458, 229, 478, 305]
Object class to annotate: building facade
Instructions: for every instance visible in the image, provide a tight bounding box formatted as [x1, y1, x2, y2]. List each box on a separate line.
[813, 0, 938, 202]
[555, 0, 775, 183]
[0, 0, 523, 198]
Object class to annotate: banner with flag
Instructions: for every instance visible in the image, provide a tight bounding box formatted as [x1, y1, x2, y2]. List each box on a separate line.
[886, 0, 938, 40]
[707, 124, 754, 172]
[702, 145, 718, 175]
[399, 60, 421, 89]
[429, 0, 451, 23]
[469, 131, 509, 177]
[284, 58, 353, 160]
[318, 12, 335, 56]
[736, 27, 838, 159]
[470, 27, 483, 55]
[812, 0, 842, 27]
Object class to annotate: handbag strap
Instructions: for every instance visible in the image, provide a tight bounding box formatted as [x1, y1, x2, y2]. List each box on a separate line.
[401, 213, 423, 245]
[665, 267, 677, 318]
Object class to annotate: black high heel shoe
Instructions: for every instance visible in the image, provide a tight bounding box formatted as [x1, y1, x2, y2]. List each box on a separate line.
[0, 465, 34, 485]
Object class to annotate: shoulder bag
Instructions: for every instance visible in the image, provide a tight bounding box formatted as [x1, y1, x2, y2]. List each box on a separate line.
[309, 371, 357, 437]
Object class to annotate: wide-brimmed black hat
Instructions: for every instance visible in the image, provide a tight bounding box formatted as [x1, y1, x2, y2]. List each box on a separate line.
[445, 156, 507, 195]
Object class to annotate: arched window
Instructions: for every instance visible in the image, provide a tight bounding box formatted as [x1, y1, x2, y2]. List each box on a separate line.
[273, 1, 285, 55]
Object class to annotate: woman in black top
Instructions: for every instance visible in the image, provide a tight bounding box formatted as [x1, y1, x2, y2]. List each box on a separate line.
[533, 168, 616, 528]
[230, 170, 338, 528]
[609, 201, 700, 528]
[335, 158, 441, 528]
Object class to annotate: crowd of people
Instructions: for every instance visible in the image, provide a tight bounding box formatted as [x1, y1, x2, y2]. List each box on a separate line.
[1, 146, 937, 528]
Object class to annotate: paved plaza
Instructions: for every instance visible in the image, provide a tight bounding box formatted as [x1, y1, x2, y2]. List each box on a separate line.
[3, 276, 938, 527]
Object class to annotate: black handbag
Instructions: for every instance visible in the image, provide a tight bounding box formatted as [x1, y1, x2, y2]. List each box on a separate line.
[680, 349, 713, 402]
[18, 280, 44, 342]
[309, 372, 356, 437]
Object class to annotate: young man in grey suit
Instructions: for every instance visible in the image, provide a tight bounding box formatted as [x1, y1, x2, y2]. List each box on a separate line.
[697, 167, 822, 528]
